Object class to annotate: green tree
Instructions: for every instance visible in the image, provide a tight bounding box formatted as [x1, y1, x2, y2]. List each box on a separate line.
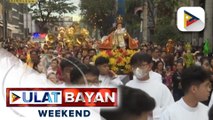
[29, 0, 77, 33]
[153, 0, 187, 44]
[154, 24, 183, 45]
[79, 0, 116, 35]
[124, 0, 141, 36]
[123, 0, 178, 42]
[155, 0, 179, 25]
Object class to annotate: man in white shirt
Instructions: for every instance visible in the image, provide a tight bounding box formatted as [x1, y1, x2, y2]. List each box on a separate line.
[132, 55, 162, 83]
[95, 56, 123, 86]
[152, 48, 165, 68]
[126, 53, 174, 120]
[133, 69, 162, 83]
[160, 65, 211, 120]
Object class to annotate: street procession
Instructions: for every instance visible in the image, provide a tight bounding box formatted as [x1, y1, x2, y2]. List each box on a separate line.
[0, 0, 213, 120]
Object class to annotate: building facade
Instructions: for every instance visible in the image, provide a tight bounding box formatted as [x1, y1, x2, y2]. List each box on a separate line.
[0, 1, 26, 40]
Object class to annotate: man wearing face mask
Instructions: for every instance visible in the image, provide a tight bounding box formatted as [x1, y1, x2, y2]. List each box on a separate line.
[126, 53, 174, 120]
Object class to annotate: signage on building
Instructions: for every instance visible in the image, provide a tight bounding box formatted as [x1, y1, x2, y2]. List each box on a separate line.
[9, 0, 37, 4]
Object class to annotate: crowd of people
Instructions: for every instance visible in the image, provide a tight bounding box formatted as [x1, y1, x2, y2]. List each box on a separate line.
[1, 36, 213, 120]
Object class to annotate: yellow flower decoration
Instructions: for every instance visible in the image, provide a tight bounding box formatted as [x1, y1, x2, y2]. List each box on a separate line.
[93, 49, 138, 74]
[109, 58, 116, 65]
[111, 66, 119, 73]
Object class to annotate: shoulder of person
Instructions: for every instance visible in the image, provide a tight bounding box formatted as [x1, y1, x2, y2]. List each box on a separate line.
[161, 102, 178, 117]
[198, 102, 209, 110]
[125, 79, 135, 86]
[151, 71, 162, 77]
[157, 82, 172, 91]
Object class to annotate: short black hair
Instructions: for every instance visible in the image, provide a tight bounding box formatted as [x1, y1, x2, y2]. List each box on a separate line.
[181, 65, 210, 93]
[100, 86, 155, 120]
[95, 56, 109, 66]
[51, 58, 59, 64]
[30, 49, 39, 55]
[130, 52, 152, 66]
[60, 57, 80, 71]
[7, 47, 15, 52]
[209, 105, 213, 120]
[89, 49, 96, 53]
[70, 64, 88, 84]
[86, 64, 99, 76]
[176, 58, 184, 65]
[70, 64, 99, 84]
[82, 55, 92, 62]
[156, 60, 164, 66]
[151, 47, 160, 53]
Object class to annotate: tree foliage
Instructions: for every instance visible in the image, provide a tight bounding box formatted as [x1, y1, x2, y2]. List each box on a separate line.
[79, 0, 116, 35]
[155, 0, 192, 25]
[154, 0, 184, 44]
[155, 0, 178, 25]
[124, 0, 141, 36]
[29, 0, 77, 32]
[154, 24, 183, 45]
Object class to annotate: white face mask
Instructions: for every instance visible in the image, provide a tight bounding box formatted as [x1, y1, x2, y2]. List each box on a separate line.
[133, 67, 148, 79]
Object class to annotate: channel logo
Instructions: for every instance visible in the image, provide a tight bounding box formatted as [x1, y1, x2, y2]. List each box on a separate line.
[11, 93, 21, 102]
[177, 7, 205, 32]
[7, 88, 118, 107]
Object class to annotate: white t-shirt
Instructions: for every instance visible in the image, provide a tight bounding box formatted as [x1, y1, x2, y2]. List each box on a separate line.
[149, 70, 162, 83]
[208, 92, 213, 107]
[99, 75, 123, 86]
[0, 48, 102, 120]
[160, 98, 209, 120]
[126, 78, 174, 120]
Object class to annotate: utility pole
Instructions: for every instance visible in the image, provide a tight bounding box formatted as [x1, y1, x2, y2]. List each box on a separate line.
[2, 0, 7, 44]
[204, 0, 213, 51]
[143, 0, 148, 43]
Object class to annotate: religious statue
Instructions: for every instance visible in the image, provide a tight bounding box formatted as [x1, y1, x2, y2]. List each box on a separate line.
[65, 26, 75, 46]
[183, 43, 195, 67]
[99, 15, 138, 50]
[113, 20, 126, 48]
[67, 26, 75, 37]
[45, 33, 55, 47]
[56, 22, 92, 49]
[57, 27, 66, 41]
[91, 25, 101, 41]
[166, 39, 175, 53]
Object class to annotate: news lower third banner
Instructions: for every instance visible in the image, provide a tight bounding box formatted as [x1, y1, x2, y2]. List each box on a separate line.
[7, 88, 118, 107]
[0, 48, 117, 119]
